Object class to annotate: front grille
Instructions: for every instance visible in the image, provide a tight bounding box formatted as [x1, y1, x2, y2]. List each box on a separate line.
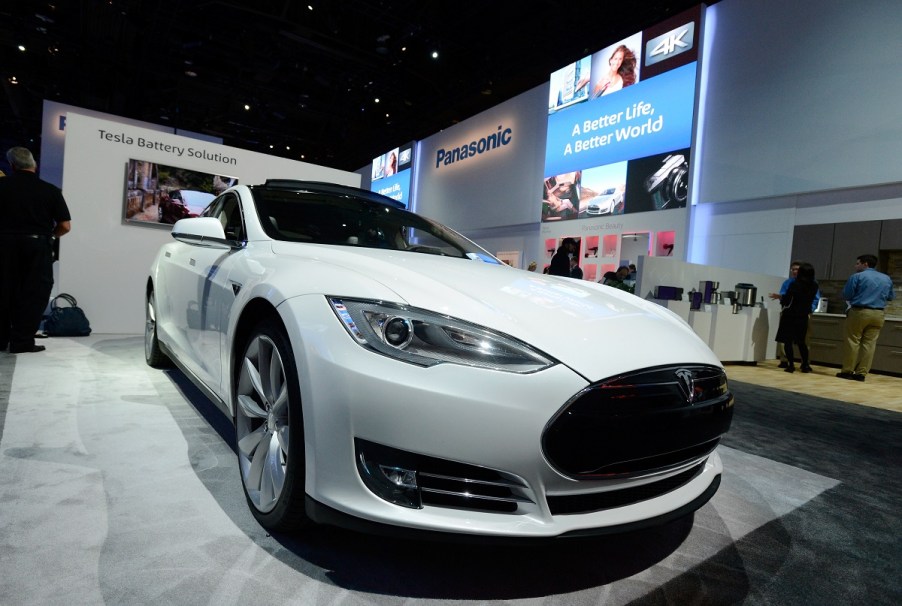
[548, 461, 705, 515]
[542, 365, 733, 479]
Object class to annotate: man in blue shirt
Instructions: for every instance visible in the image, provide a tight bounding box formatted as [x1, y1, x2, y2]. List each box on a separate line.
[837, 254, 895, 381]
[769, 260, 821, 368]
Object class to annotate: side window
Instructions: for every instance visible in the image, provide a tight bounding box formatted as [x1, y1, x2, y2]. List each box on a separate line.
[202, 193, 244, 241]
[202, 196, 225, 219]
[220, 193, 245, 241]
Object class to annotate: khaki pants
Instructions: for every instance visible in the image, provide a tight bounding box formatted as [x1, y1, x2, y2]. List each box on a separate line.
[842, 308, 886, 375]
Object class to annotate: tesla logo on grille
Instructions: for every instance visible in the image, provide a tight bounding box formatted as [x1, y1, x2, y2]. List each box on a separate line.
[675, 369, 696, 403]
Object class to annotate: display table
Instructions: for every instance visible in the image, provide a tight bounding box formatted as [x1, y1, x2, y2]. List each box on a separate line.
[656, 300, 781, 362]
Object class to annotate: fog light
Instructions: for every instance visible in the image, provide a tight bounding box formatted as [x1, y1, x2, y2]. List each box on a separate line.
[380, 465, 417, 489]
[356, 439, 422, 508]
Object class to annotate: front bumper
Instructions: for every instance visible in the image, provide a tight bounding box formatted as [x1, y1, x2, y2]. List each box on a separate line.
[279, 295, 727, 538]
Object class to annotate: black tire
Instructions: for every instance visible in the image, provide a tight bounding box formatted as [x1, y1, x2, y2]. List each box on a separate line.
[145, 289, 173, 368]
[234, 318, 309, 532]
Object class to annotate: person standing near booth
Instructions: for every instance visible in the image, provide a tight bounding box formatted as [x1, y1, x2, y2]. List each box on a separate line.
[770, 260, 821, 367]
[549, 238, 577, 277]
[837, 254, 894, 381]
[0, 147, 72, 354]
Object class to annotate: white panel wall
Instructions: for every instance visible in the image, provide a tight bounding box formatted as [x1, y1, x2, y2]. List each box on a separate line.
[688, 185, 902, 276]
[697, 0, 902, 203]
[40, 100, 219, 189]
[59, 113, 360, 334]
[48, 0, 902, 331]
[415, 86, 548, 232]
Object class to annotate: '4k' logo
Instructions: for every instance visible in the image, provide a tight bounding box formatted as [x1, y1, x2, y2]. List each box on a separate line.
[645, 22, 695, 66]
[651, 28, 689, 57]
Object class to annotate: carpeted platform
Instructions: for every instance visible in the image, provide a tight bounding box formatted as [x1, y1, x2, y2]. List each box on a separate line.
[0, 336, 900, 605]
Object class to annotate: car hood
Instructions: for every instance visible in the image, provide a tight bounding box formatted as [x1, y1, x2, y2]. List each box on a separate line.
[269, 242, 720, 379]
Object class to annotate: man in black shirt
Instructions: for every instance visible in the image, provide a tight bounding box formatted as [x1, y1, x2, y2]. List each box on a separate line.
[0, 147, 72, 353]
[549, 237, 577, 276]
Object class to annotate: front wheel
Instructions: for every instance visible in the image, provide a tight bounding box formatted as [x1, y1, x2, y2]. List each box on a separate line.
[145, 289, 172, 368]
[234, 319, 309, 532]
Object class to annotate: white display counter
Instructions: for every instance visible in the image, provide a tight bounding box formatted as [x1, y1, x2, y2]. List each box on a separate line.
[657, 300, 782, 362]
[639, 256, 787, 363]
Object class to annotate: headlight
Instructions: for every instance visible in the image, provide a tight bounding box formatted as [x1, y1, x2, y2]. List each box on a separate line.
[329, 297, 555, 373]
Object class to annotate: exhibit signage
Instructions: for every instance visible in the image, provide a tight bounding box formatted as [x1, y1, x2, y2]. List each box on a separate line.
[542, 5, 701, 223]
[370, 141, 414, 208]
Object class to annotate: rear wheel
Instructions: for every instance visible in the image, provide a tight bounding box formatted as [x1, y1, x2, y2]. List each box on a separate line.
[235, 319, 309, 532]
[145, 289, 172, 368]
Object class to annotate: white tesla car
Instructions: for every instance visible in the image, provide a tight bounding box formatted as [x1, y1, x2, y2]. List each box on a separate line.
[145, 180, 733, 540]
[585, 187, 625, 216]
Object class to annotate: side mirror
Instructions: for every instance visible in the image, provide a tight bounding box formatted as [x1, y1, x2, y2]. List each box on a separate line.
[171, 217, 237, 250]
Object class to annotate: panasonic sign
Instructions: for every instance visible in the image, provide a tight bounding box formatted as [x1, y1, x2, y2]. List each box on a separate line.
[435, 124, 513, 168]
[645, 22, 695, 66]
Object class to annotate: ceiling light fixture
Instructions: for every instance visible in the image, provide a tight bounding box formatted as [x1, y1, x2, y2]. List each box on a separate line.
[18, 45, 26, 52]
[8, 76, 19, 84]
[431, 51, 439, 59]
[244, 104, 251, 110]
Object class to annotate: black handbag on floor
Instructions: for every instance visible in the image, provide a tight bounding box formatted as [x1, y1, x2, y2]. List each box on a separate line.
[43, 293, 92, 336]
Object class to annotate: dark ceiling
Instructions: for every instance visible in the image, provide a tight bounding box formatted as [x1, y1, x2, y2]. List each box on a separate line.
[1, 0, 711, 172]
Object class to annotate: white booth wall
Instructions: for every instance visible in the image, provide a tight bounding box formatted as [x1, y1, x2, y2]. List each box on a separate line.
[388, 0, 902, 279]
[45, 0, 902, 334]
[39, 99, 222, 190]
[58, 113, 360, 334]
[687, 0, 902, 271]
[412, 85, 695, 270]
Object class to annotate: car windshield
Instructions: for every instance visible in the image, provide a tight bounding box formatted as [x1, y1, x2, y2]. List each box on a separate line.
[250, 185, 501, 262]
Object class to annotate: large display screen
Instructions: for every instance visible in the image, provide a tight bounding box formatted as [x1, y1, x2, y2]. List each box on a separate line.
[124, 159, 238, 228]
[370, 141, 414, 209]
[542, 6, 701, 222]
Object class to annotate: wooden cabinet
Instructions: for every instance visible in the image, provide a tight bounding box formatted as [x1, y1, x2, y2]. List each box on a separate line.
[829, 221, 882, 279]
[791, 224, 834, 279]
[794, 220, 896, 279]
[808, 314, 902, 375]
[873, 320, 902, 375]
[808, 314, 844, 366]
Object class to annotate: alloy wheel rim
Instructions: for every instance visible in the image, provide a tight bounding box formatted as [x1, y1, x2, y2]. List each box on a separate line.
[144, 296, 156, 359]
[235, 334, 290, 513]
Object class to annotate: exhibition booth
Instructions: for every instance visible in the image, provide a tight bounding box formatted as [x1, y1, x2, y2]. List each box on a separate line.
[35, 0, 899, 368]
[3, 1, 901, 603]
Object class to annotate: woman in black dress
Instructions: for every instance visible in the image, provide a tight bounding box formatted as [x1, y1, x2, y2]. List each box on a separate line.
[775, 262, 819, 373]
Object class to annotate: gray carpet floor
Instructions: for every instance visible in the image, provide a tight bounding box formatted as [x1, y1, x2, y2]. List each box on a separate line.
[0, 335, 899, 605]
